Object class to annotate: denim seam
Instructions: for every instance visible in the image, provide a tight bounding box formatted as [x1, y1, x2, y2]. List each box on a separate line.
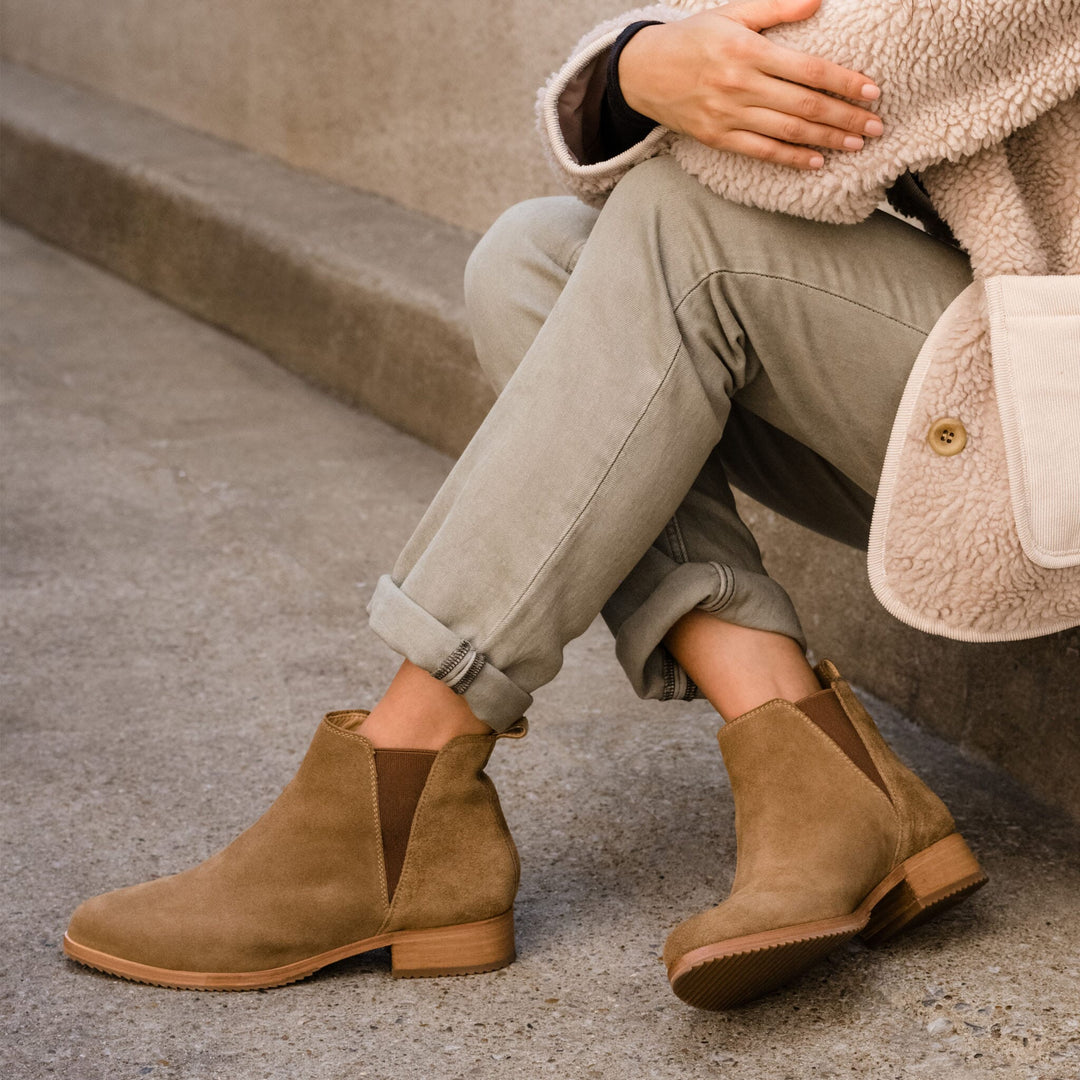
[562, 237, 591, 276]
[665, 514, 690, 564]
[475, 267, 865, 658]
[452, 652, 488, 694]
[673, 268, 930, 336]
[662, 647, 698, 703]
[697, 561, 736, 614]
[661, 648, 677, 702]
[432, 640, 472, 681]
[477, 327, 697, 653]
[432, 639, 488, 694]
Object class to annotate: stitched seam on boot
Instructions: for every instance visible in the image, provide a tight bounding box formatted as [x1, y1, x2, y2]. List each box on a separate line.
[363, 746, 390, 919]
[481, 771, 520, 901]
[798, 720, 896, 817]
[382, 756, 440, 931]
[382, 738, 496, 932]
[324, 718, 378, 745]
[831, 682, 914, 864]
[720, 696, 795, 734]
[823, 677, 933, 867]
[324, 709, 369, 725]
[472, 737, 517, 899]
[721, 704, 896, 818]
[798, 690, 891, 800]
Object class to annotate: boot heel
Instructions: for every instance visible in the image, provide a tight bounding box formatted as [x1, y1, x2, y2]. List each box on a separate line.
[390, 910, 516, 978]
[862, 833, 988, 946]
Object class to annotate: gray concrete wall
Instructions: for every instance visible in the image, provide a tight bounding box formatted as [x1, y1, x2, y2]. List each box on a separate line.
[0, 0, 623, 233]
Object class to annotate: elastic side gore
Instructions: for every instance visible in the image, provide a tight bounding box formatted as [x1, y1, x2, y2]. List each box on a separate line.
[373, 749, 437, 902]
[794, 688, 890, 799]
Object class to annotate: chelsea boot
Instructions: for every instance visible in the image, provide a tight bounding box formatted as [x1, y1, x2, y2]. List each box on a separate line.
[64, 711, 525, 989]
[664, 659, 987, 1010]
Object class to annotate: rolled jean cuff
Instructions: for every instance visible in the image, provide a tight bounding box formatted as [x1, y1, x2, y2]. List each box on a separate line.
[614, 560, 808, 703]
[366, 574, 534, 731]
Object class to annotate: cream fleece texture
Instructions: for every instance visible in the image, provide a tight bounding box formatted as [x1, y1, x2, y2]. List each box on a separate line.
[538, 0, 1080, 640]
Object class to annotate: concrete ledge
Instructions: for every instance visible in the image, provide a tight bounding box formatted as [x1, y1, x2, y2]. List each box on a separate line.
[3, 61, 1077, 818]
[0, 62, 494, 457]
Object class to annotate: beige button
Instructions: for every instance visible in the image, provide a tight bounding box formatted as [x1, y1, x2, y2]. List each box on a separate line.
[928, 417, 967, 456]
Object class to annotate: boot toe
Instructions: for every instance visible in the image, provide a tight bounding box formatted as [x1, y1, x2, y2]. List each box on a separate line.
[663, 895, 776, 970]
[663, 888, 860, 971]
[66, 889, 114, 953]
[65, 876, 192, 972]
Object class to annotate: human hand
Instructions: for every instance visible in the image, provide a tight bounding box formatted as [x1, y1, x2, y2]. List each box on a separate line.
[618, 0, 884, 170]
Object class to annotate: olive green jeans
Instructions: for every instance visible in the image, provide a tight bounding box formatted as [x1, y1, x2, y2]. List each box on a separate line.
[367, 155, 972, 728]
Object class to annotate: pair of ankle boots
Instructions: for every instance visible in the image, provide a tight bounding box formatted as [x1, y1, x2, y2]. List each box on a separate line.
[64, 660, 987, 1008]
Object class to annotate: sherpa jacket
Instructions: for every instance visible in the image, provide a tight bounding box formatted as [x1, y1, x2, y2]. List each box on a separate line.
[538, 0, 1080, 641]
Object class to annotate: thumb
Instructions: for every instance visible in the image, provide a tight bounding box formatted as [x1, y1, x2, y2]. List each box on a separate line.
[720, 0, 822, 33]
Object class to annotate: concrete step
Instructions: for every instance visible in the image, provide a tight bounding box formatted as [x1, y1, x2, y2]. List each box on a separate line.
[2, 60, 1077, 819]
[0, 62, 493, 458]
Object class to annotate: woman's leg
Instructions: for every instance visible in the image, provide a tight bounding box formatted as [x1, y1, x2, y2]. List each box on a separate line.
[367, 156, 972, 737]
[365, 196, 600, 749]
[456, 193, 819, 718]
[660, 403, 877, 716]
[367, 190, 818, 742]
[360, 162, 984, 1013]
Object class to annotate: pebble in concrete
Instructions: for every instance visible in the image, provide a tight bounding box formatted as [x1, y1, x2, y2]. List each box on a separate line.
[3, 223, 1079, 1079]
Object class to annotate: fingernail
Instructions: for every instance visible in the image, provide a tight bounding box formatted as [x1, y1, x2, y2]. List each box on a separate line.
[861, 84, 880, 100]
[843, 135, 864, 150]
[865, 118, 884, 136]
[809, 154, 825, 169]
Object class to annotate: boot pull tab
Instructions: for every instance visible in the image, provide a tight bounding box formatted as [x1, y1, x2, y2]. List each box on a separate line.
[814, 658, 842, 685]
[496, 718, 529, 740]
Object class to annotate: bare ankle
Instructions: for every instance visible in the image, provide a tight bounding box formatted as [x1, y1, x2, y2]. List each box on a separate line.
[663, 610, 821, 723]
[363, 660, 494, 750]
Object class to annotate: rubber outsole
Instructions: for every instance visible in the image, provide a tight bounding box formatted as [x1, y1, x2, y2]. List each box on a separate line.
[62, 909, 516, 990]
[668, 833, 988, 1010]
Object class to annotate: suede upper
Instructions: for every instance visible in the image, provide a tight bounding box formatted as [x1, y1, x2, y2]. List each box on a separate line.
[664, 662, 956, 969]
[67, 711, 521, 975]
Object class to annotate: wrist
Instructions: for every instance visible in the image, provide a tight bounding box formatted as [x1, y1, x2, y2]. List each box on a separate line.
[616, 23, 668, 120]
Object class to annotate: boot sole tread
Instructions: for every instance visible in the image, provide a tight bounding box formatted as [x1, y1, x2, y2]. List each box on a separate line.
[668, 832, 987, 1010]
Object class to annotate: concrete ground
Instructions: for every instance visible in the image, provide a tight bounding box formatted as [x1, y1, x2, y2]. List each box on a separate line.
[2, 222, 1078, 1080]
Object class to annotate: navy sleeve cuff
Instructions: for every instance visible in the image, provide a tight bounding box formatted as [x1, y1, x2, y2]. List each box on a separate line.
[598, 21, 663, 159]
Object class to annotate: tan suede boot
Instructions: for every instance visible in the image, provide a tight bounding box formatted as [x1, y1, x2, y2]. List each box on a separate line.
[664, 659, 987, 1010]
[64, 711, 526, 989]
